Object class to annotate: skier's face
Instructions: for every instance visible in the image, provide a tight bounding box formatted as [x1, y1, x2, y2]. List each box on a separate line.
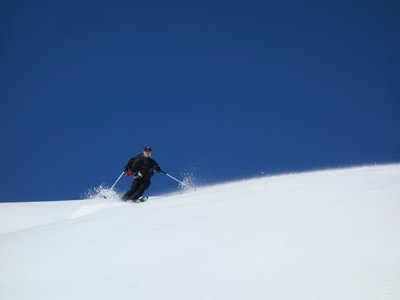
[144, 150, 152, 158]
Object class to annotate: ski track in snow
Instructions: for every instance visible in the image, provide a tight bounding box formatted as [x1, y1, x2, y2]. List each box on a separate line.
[70, 198, 126, 219]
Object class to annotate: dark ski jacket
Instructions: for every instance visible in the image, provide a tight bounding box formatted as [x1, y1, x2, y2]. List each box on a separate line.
[124, 154, 162, 181]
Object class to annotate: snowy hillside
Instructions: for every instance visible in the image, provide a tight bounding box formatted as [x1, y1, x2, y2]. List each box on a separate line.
[1, 164, 400, 300]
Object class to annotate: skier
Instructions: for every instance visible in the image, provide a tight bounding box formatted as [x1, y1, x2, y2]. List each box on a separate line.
[121, 146, 163, 202]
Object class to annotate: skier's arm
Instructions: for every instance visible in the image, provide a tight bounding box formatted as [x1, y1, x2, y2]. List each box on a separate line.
[154, 161, 163, 174]
[124, 155, 141, 177]
[124, 157, 135, 172]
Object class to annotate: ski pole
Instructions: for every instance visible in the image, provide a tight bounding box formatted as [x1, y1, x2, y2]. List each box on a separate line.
[161, 171, 192, 189]
[103, 171, 125, 199]
[111, 171, 125, 190]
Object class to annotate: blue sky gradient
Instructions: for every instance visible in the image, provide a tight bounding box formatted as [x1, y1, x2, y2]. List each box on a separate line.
[1, 0, 399, 201]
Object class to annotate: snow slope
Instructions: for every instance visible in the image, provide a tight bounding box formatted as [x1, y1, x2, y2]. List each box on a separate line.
[1, 164, 399, 300]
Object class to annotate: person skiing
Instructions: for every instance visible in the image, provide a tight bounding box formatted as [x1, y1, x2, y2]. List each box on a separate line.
[121, 146, 162, 202]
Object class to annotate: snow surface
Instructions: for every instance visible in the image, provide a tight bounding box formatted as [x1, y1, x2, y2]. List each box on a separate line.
[1, 164, 400, 300]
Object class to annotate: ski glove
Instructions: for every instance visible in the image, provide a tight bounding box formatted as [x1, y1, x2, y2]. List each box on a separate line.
[126, 171, 133, 177]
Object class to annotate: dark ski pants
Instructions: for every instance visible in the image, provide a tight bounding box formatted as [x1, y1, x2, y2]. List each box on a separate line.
[122, 178, 150, 201]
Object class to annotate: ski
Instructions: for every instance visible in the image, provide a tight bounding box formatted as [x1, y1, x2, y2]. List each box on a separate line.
[135, 196, 149, 203]
[121, 196, 148, 203]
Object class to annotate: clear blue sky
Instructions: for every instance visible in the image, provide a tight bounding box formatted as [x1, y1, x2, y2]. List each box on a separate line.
[1, 0, 399, 202]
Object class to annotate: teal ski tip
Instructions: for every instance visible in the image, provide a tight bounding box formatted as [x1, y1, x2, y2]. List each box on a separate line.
[135, 196, 149, 203]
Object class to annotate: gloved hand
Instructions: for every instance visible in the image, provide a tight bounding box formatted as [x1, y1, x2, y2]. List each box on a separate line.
[126, 170, 133, 177]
